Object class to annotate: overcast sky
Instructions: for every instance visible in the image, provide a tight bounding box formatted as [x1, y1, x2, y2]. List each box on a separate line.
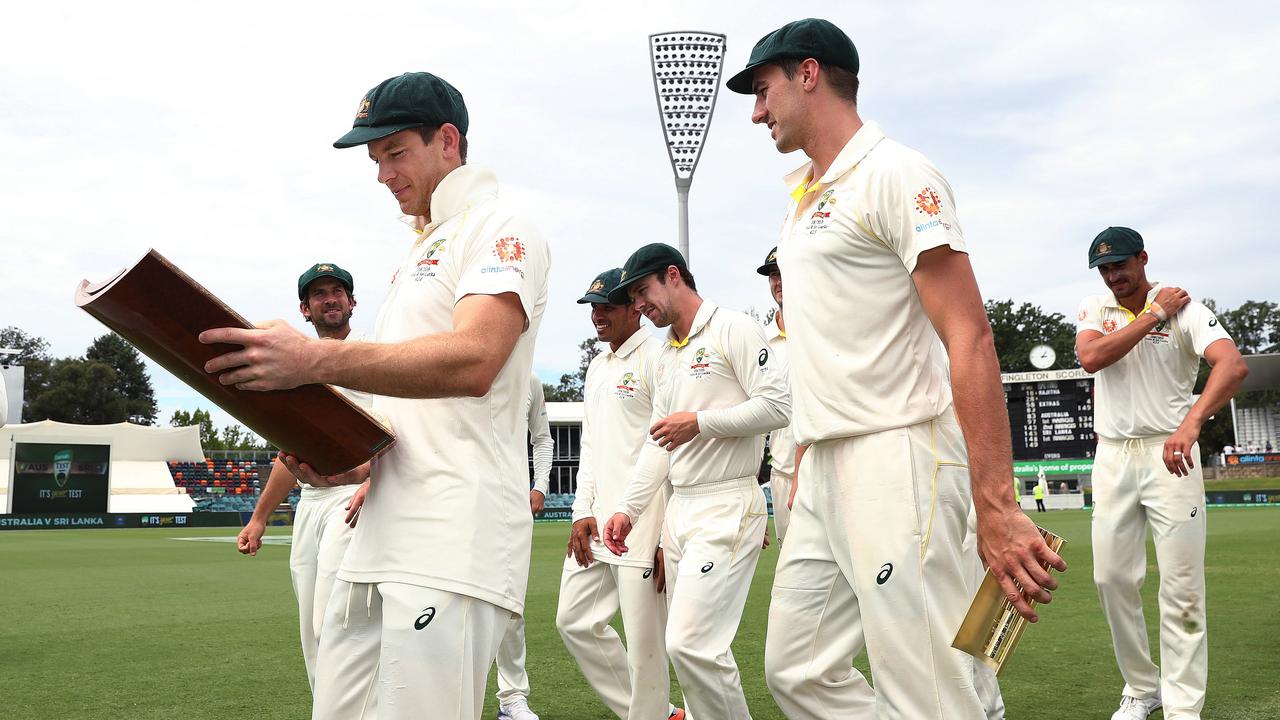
[3, 2, 1277, 429]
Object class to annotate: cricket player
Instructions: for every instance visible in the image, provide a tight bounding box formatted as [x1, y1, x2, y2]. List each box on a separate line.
[236, 263, 374, 695]
[491, 372, 554, 720]
[556, 268, 684, 720]
[200, 71, 550, 720]
[728, 19, 1065, 719]
[1076, 227, 1247, 720]
[603, 243, 790, 719]
[755, 246, 797, 542]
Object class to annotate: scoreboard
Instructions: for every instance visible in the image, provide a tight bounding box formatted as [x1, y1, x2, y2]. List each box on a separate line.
[1002, 368, 1095, 461]
[10, 442, 111, 513]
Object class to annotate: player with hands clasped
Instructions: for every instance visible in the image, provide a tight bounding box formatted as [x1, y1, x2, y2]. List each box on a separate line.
[556, 268, 685, 720]
[602, 244, 790, 720]
[235, 263, 376, 695]
[730, 18, 1065, 719]
[203, 72, 550, 720]
[1076, 227, 1247, 720]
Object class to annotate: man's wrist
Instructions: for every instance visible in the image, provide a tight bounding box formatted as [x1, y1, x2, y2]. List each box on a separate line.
[1147, 302, 1168, 322]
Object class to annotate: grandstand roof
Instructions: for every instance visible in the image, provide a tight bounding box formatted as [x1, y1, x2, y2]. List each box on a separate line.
[0, 420, 203, 462]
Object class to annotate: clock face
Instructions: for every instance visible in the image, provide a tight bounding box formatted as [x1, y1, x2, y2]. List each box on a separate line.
[1030, 344, 1056, 370]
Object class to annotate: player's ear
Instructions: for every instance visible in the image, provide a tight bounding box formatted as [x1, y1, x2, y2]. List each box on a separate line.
[300, 301, 312, 323]
[800, 58, 821, 92]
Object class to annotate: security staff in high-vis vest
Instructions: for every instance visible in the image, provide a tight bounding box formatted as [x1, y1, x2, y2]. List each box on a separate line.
[728, 18, 1065, 719]
[603, 243, 790, 720]
[1033, 481, 1046, 512]
[1076, 227, 1247, 720]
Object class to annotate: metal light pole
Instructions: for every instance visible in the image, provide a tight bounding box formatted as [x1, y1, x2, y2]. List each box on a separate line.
[649, 31, 727, 267]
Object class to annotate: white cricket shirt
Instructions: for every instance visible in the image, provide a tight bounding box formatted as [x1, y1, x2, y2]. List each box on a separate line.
[338, 164, 551, 616]
[571, 329, 668, 568]
[1077, 283, 1232, 439]
[525, 372, 553, 496]
[777, 122, 965, 444]
[617, 300, 790, 521]
[302, 329, 376, 499]
[766, 327, 796, 476]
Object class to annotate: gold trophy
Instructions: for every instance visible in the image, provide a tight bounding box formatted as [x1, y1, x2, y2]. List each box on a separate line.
[952, 527, 1066, 675]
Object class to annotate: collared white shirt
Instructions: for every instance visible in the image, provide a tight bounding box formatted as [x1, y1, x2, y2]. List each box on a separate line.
[572, 329, 667, 567]
[778, 121, 965, 444]
[617, 300, 790, 521]
[525, 372, 553, 496]
[766, 325, 796, 476]
[301, 329, 375, 497]
[339, 164, 551, 616]
[1077, 283, 1232, 439]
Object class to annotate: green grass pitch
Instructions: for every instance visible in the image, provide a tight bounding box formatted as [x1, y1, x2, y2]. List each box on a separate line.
[2, 509, 1278, 719]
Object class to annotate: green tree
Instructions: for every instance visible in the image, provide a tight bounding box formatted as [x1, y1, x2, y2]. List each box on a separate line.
[544, 337, 602, 402]
[26, 359, 127, 423]
[0, 326, 53, 418]
[86, 333, 157, 425]
[984, 299, 1079, 373]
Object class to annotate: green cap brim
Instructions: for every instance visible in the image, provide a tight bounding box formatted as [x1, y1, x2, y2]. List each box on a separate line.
[726, 61, 768, 94]
[1088, 253, 1135, 269]
[333, 122, 425, 149]
[576, 292, 611, 305]
[606, 270, 658, 306]
[756, 263, 777, 276]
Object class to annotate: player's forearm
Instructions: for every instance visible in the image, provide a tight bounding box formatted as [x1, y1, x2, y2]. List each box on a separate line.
[1185, 355, 1249, 428]
[249, 462, 298, 524]
[1077, 312, 1160, 372]
[531, 436, 554, 494]
[315, 332, 504, 399]
[697, 393, 790, 438]
[616, 444, 670, 521]
[949, 331, 1018, 518]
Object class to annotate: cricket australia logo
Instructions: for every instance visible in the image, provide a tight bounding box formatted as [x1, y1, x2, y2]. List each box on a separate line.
[53, 449, 72, 488]
[689, 347, 716, 379]
[615, 371, 639, 399]
[413, 237, 448, 281]
[806, 190, 835, 235]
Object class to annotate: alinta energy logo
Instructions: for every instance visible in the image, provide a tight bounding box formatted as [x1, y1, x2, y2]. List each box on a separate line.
[913, 186, 949, 234]
[493, 236, 526, 263]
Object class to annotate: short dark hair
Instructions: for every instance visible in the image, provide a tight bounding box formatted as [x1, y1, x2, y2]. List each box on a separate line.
[777, 58, 859, 105]
[656, 265, 697, 292]
[417, 125, 469, 164]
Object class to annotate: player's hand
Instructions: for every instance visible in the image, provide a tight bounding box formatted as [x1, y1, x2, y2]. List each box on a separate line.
[530, 489, 546, 516]
[200, 320, 319, 391]
[237, 520, 265, 556]
[763, 526, 771, 549]
[567, 518, 598, 567]
[345, 479, 371, 527]
[603, 512, 633, 556]
[280, 453, 369, 488]
[652, 548, 666, 592]
[1164, 421, 1200, 477]
[1152, 286, 1191, 317]
[787, 478, 798, 510]
[976, 509, 1067, 622]
[650, 412, 700, 451]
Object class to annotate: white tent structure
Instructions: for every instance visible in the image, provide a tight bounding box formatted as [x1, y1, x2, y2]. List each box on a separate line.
[1, 420, 203, 514]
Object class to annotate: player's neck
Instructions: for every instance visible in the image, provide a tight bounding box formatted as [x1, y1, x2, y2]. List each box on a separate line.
[315, 325, 351, 341]
[671, 294, 704, 343]
[608, 324, 641, 353]
[1117, 281, 1153, 315]
[776, 308, 786, 334]
[806, 109, 863, 180]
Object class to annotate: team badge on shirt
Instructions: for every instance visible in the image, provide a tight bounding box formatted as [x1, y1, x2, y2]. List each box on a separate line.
[412, 237, 449, 281]
[689, 347, 717, 379]
[615, 371, 639, 399]
[1103, 319, 1118, 334]
[1078, 308, 1088, 322]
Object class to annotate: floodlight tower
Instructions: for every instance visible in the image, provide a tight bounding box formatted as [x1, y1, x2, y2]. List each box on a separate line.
[649, 31, 727, 267]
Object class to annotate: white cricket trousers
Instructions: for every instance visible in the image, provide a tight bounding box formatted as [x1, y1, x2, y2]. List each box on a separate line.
[764, 412, 986, 720]
[495, 614, 530, 706]
[770, 468, 794, 543]
[556, 556, 671, 719]
[290, 485, 359, 693]
[664, 475, 767, 720]
[311, 580, 509, 720]
[1092, 436, 1207, 719]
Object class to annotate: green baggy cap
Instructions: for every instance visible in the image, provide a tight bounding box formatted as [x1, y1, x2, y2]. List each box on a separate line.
[607, 243, 688, 305]
[298, 262, 354, 300]
[756, 246, 779, 276]
[726, 18, 859, 94]
[1088, 227, 1144, 268]
[333, 72, 469, 149]
[577, 268, 626, 304]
